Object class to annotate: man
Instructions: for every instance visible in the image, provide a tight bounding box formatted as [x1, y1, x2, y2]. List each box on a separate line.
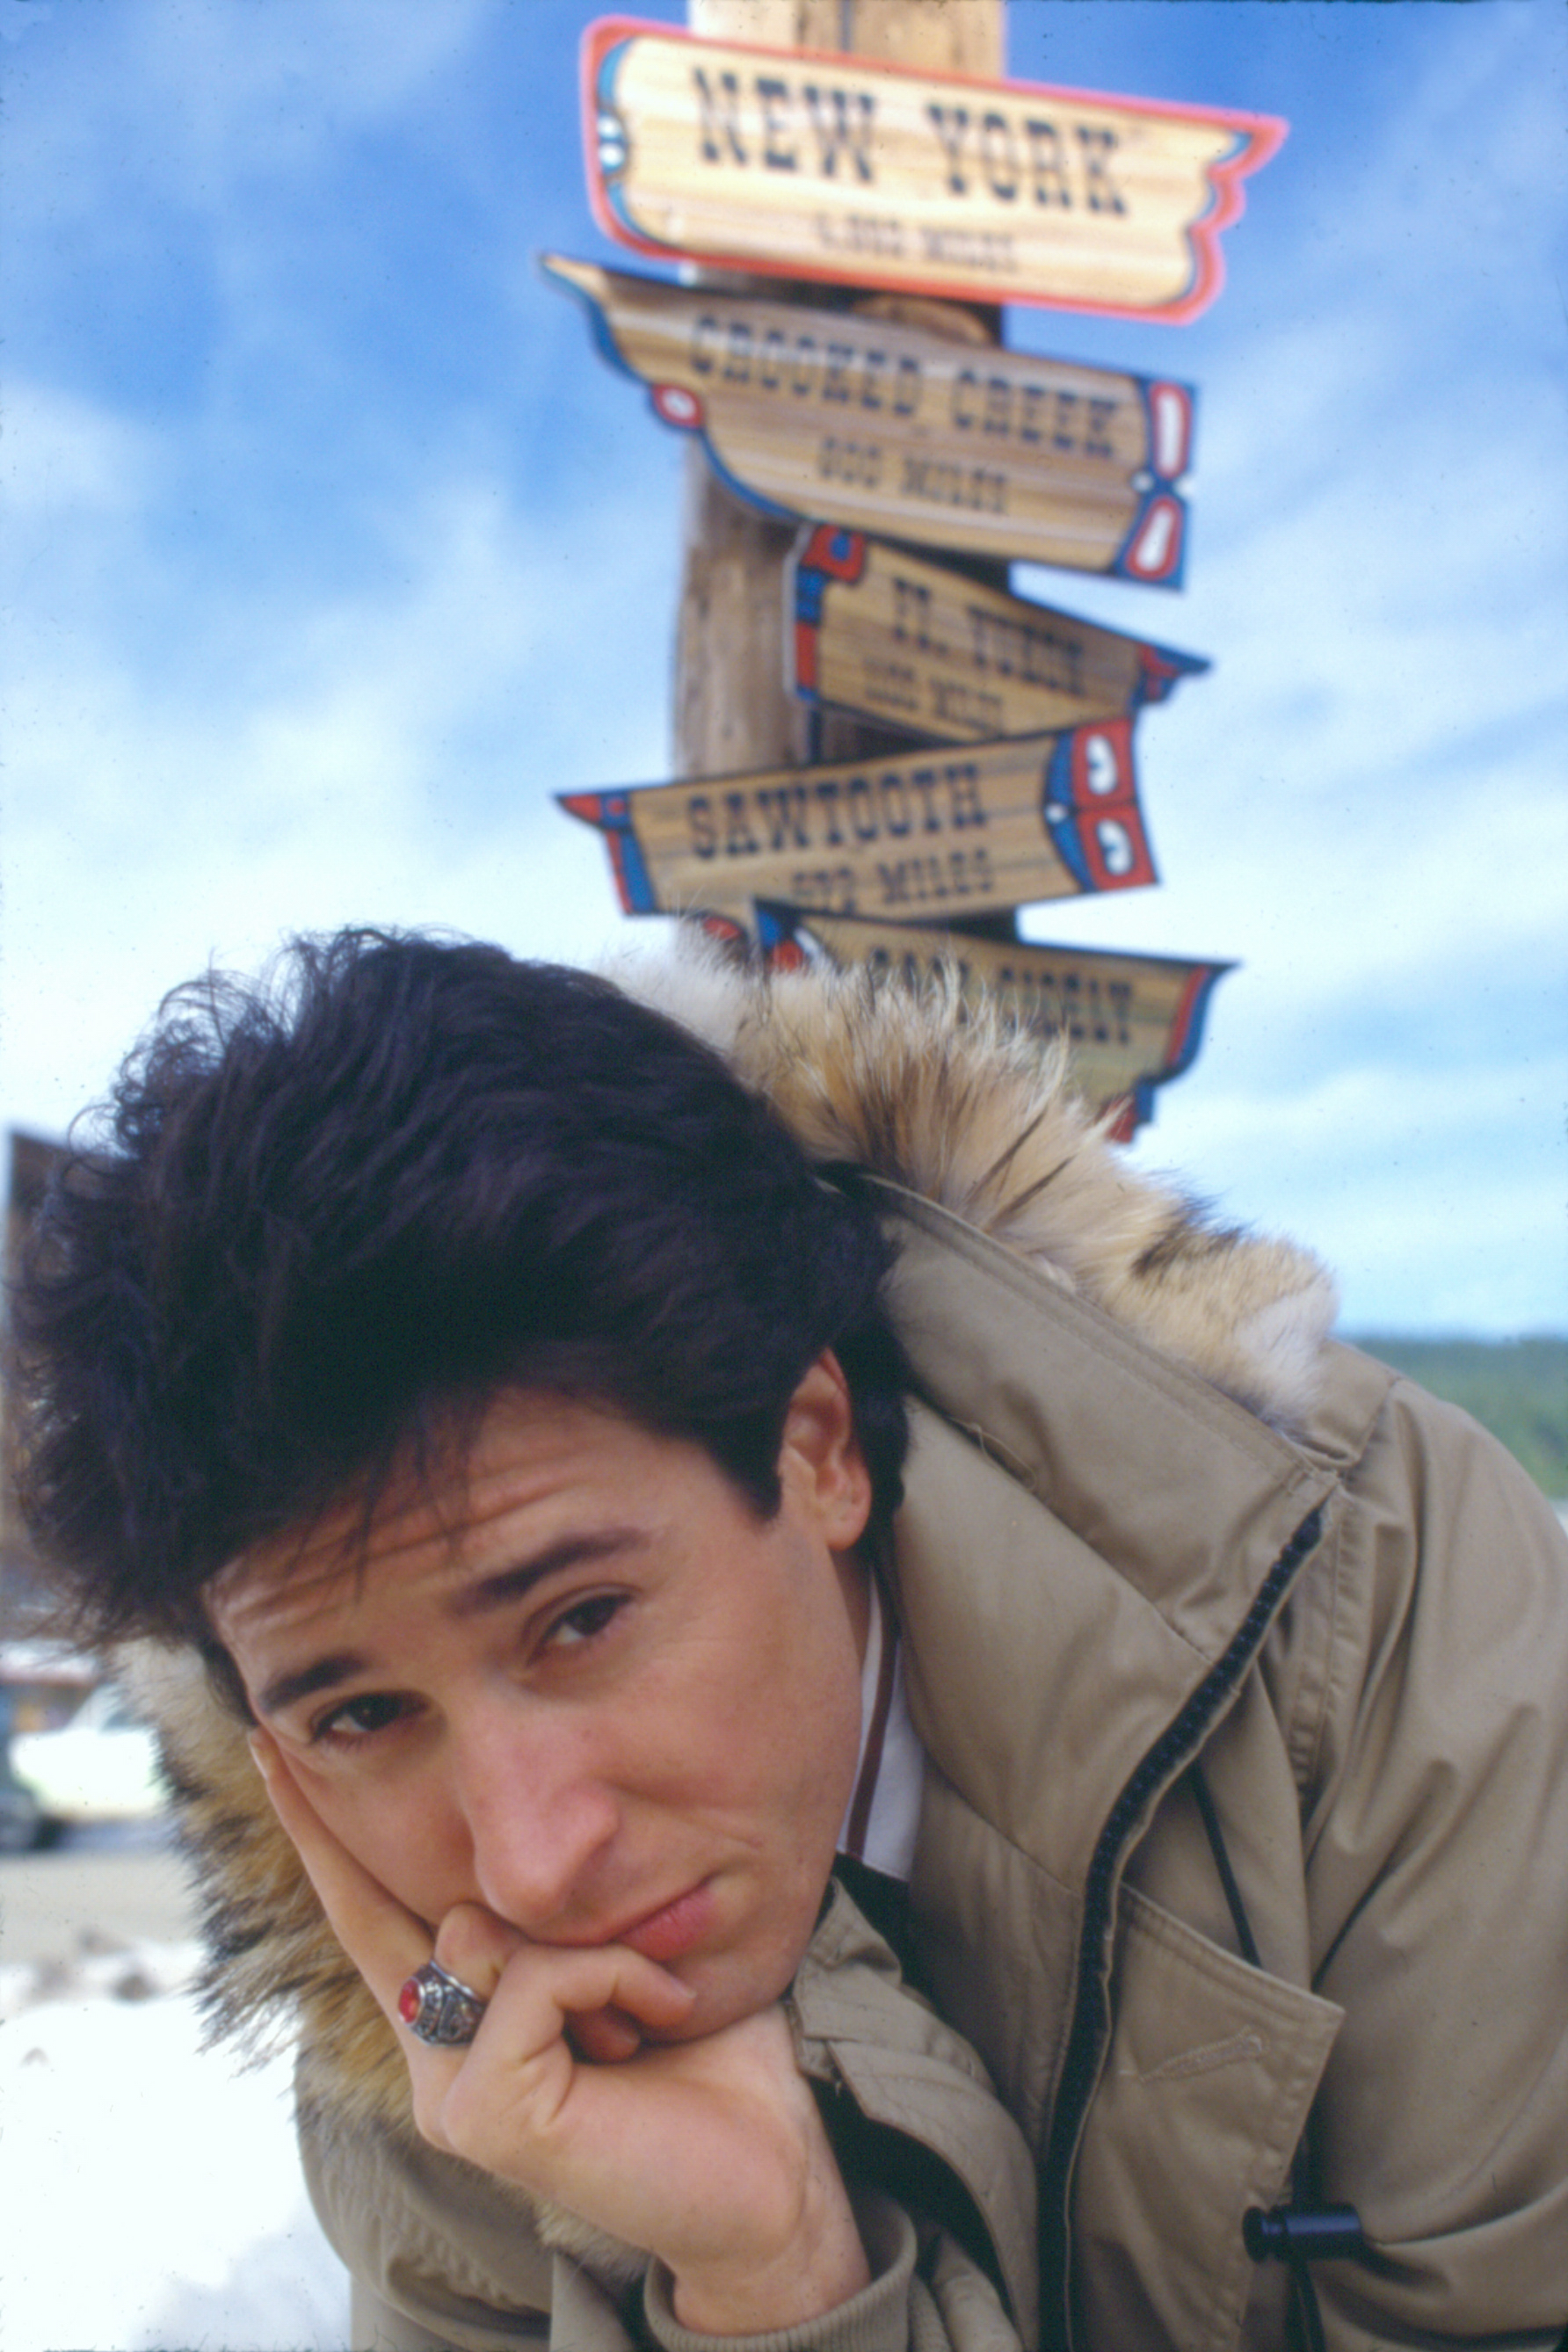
[12, 927, 1567, 2351]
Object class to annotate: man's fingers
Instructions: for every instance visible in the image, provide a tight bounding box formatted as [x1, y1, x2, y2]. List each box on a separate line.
[438, 1943, 697, 2164]
[484, 1940, 696, 2058]
[431, 1901, 525, 2004]
[570, 2005, 645, 2065]
[249, 1725, 697, 2168]
[249, 1727, 431, 2022]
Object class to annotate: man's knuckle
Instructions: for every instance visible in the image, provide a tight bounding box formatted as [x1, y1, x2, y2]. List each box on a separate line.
[410, 2081, 452, 2149]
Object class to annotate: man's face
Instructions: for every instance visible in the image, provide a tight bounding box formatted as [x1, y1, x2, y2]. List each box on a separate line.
[209, 1361, 873, 2042]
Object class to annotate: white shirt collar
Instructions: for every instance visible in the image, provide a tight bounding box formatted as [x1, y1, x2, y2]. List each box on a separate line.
[836, 1573, 924, 1884]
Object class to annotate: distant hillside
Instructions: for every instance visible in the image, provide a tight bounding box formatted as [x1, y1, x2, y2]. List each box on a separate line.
[1347, 1336, 1568, 1501]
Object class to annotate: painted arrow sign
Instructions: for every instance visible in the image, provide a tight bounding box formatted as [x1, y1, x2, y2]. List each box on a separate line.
[559, 722, 1157, 925]
[789, 527, 1209, 740]
[543, 256, 1196, 582]
[583, 18, 1285, 322]
[751, 902, 1230, 1142]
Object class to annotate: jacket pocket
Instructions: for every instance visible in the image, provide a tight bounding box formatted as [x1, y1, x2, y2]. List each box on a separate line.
[1071, 1884, 1342, 2352]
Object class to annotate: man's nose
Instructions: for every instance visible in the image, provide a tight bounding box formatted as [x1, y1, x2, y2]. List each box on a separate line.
[452, 1697, 619, 1931]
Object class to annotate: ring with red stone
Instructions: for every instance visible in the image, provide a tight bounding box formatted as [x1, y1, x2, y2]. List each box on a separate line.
[398, 1958, 488, 2047]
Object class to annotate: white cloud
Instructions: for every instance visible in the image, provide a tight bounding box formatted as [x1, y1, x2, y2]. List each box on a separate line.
[0, 379, 163, 516]
[1126, 1052, 1568, 1335]
[7, 0, 495, 221]
[0, 379, 680, 1136]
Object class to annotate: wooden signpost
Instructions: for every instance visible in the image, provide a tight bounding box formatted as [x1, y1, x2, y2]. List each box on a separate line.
[543, 254, 1197, 580]
[549, 0, 1270, 1129]
[560, 719, 1155, 922]
[583, 17, 1285, 321]
[789, 526, 1209, 741]
[751, 903, 1231, 1140]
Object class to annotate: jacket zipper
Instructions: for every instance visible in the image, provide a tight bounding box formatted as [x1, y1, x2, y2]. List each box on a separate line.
[1037, 1502, 1327, 2349]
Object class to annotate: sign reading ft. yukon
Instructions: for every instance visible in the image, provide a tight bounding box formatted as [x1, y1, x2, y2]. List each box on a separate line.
[559, 722, 1157, 924]
[583, 18, 1285, 322]
[543, 258, 1195, 581]
[790, 528, 1209, 741]
[752, 904, 1230, 1141]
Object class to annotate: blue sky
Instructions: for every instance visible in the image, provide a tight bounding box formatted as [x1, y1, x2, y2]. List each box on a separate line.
[3, 0, 1564, 1335]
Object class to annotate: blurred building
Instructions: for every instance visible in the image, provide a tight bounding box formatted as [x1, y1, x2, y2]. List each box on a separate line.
[3, 1128, 67, 1637]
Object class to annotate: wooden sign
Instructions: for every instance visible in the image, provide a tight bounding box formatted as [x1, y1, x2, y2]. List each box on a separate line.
[559, 722, 1157, 923]
[750, 903, 1230, 1141]
[583, 18, 1285, 322]
[790, 527, 1208, 741]
[542, 256, 1197, 582]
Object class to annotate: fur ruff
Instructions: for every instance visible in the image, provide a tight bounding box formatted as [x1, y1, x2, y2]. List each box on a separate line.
[132, 936, 1336, 2254]
[610, 937, 1337, 1432]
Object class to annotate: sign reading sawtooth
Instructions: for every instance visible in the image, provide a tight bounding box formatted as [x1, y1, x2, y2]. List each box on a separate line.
[559, 721, 1158, 924]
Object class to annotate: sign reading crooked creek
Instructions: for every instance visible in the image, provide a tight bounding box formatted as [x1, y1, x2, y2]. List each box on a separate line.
[559, 722, 1157, 923]
[751, 903, 1230, 1141]
[583, 19, 1285, 322]
[789, 528, 1209, 740]
[544, 256, 1196, 581]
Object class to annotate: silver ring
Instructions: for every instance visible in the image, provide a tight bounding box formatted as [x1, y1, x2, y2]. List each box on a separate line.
[398, 1958, 488, 2047]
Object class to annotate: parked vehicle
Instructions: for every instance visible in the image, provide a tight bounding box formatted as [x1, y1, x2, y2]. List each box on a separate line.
[0, 1746, 45, 1853]
[11, 1681, 166, 1845]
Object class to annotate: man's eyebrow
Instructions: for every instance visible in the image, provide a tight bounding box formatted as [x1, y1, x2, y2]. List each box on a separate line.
[252, 1531, 649, 1717]
[257, 1652, 372, 1719]
[446, 1528, 648, 1621]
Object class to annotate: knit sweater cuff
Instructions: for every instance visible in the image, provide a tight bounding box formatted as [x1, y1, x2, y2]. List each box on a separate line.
[642, 2193, 917, 2352]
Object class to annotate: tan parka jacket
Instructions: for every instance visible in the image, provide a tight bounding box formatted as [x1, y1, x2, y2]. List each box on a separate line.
[142, 953, 1568, 2352]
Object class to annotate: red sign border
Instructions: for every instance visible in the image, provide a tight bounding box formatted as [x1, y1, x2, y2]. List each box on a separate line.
[581, 14, 1287, 325]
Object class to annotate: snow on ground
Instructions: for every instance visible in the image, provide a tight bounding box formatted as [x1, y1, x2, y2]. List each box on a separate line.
[1, 1944, 350, 2352]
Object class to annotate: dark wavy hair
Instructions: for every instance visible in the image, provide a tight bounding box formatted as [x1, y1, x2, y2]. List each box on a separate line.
[11, 930, 909, 1652]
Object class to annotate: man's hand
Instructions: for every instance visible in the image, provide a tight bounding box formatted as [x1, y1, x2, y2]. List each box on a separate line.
[251, 1730, 871, 2334]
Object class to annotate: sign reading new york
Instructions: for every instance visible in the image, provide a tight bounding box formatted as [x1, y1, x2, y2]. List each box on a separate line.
[584, 18, 1285, 321]
[545, 257, 1196, 581]
[560, 723, 1157, 924]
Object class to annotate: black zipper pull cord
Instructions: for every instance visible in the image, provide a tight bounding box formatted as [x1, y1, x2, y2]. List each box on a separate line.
[1188, 1761, 1264, 1969]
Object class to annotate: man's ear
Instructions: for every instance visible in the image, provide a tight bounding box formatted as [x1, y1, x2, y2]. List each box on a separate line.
[779, 1351, 873, 1550]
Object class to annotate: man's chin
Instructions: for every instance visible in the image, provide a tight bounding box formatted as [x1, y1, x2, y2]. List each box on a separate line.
[657, 1949, 804, 2044]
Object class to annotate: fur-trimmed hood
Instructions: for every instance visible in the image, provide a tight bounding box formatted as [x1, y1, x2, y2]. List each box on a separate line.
[135, 940, 1338, 2166]
[611, 940, 1335, 1433]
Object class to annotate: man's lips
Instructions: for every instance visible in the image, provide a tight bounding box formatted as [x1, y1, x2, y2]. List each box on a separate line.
[610, 1879, 717, 1965]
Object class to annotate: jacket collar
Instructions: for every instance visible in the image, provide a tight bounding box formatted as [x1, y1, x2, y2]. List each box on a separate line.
[880, 1187, 1339, 1891]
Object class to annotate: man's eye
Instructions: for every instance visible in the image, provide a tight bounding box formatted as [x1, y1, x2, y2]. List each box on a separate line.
[545, 1593, 627, 1650]
[312, 1691, 410, 1743]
